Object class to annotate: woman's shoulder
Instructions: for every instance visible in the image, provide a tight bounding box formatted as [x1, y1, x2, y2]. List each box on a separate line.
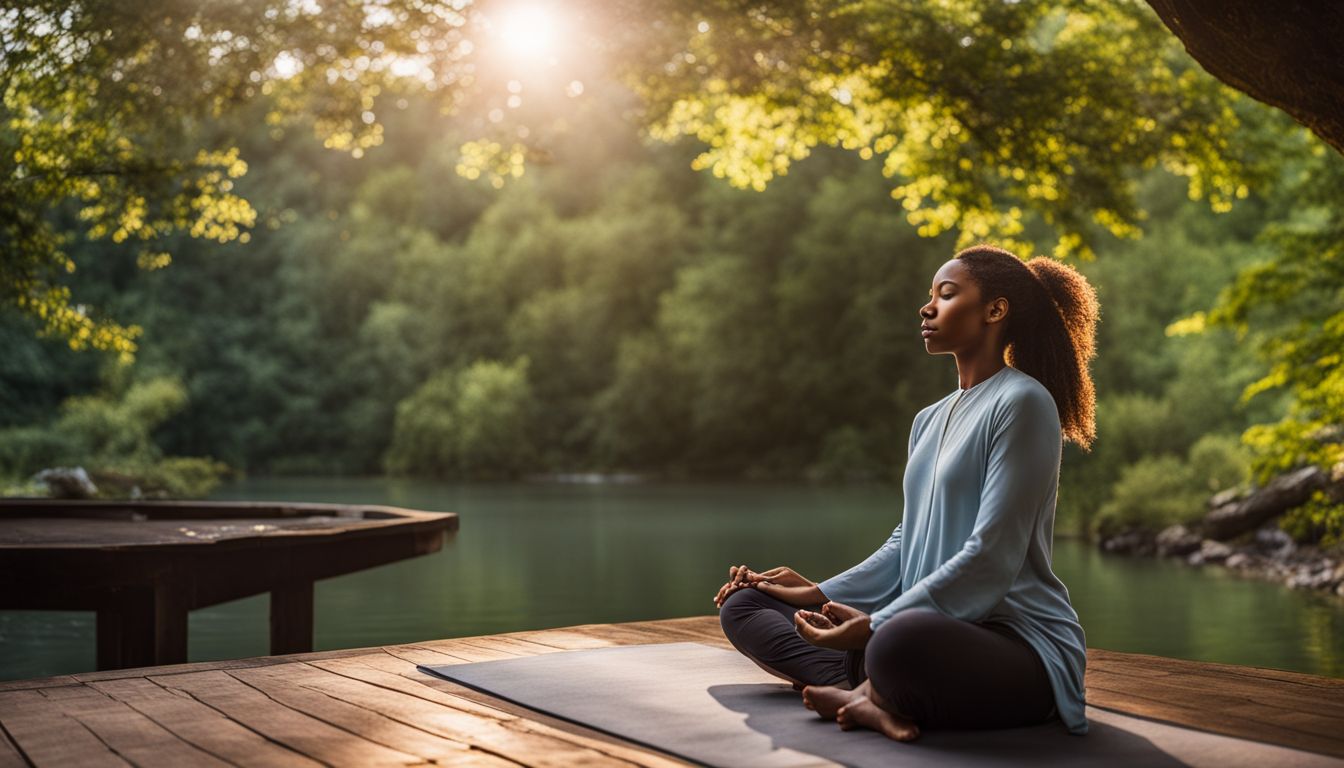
[992, 368, 1060, 425]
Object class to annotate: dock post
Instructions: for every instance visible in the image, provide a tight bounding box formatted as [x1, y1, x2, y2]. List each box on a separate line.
[270, 580, 315, 655]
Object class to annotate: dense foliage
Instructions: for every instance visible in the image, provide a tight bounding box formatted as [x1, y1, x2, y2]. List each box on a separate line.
[4, 0, 1263, 352]
[3, 0, 1341, 540]
[0, 83, 1307, 536]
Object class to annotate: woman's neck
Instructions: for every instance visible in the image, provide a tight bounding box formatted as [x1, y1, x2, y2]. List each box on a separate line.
[954, 349, 1007, 391]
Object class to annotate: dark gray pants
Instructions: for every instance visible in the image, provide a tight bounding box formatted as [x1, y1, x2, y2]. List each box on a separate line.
[720, 590, 1055, 730]
[718, 588, 865, 689]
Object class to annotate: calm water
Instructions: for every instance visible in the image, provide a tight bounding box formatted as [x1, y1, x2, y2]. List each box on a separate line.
[3, 477, 1341, 681]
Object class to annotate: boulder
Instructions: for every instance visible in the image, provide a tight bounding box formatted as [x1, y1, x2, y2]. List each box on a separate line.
[1100, 529, 1156, 556]
[1253, 526, 1295, 558]
[32, 467, 99, 499]
[1188, 539, 1233, 565]
[1156, 525, 1203, 557]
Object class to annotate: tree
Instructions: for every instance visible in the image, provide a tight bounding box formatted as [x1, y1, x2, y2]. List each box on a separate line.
[3, 0, 1288, 356]
[1, 0, 479, 355]
[1145, 1, 1344, 155]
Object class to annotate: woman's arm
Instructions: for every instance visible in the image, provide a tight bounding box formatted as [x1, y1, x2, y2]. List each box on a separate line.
[869, 387, 1060, 627]
[815, 524, 904, 613]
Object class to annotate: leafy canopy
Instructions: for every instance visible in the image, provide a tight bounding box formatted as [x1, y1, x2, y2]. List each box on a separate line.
[4, 0, 1264, 356]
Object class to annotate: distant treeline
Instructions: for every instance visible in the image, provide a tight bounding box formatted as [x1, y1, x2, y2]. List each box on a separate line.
[0, 88, 1293, 535]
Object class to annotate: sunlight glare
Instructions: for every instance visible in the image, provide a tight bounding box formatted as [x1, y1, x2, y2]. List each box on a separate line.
[496, 5, 556, 59]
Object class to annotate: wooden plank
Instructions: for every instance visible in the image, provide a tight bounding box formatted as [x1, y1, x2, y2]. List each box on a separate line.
[502, 627, 618, 650]
[0, 675, 80, 692]
[383, 644, 477, 666]
[311, 655, 521, 720]
[1088, 682, 1344, 759]
[0, 690, 130, 767]
[89, 677, 324, 768]
[0, 726, 29, 768]
[229, 664, 476, 762]
[230, 661, 632, 767]
[314, 656, 687, 767]
[1090, 648, 1344, 690]
[1086, 666, 1344, 721]
[404, 640, 519, 663]
[149, 670, 423, 767]
[645, 616, 728, 640]
[72, 646, 374, 684]
[450, 636, 540, 656]
[36, 684, 228, 767]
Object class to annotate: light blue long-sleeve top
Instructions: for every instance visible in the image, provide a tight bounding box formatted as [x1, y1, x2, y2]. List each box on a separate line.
[818, 365, 1088, 735]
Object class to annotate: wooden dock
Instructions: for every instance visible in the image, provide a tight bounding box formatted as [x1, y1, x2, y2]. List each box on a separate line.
[0, 616, 1340, 766]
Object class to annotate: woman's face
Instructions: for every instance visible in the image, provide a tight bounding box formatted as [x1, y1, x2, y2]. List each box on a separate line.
[919, 259, 988, 355]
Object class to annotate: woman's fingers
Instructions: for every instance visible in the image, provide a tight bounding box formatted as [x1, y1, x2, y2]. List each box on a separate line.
[794, 612, 834, 644]
[736, 564, 752, 585]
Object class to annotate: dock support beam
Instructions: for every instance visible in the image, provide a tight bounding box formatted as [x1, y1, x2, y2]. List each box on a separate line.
[270, 580, 315, 655]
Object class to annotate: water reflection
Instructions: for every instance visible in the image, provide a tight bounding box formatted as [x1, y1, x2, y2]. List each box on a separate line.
[2, 478, 1340, 680]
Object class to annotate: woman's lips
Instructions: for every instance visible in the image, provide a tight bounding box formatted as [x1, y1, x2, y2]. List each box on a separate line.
[921, 325, 936, 338]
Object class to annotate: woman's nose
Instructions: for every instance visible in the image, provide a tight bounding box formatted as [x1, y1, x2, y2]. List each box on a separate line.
[920, 303, 934, 318]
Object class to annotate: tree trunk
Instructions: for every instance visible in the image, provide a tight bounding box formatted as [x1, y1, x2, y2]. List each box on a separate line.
[1145, 0, 1344, 155]
[1203, 465, 1326, 540]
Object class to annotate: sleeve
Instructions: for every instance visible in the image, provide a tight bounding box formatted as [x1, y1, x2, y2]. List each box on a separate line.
[816, 524, 903, 613]
[816, 404, 933, 611]
[869, 388, 1061, 628]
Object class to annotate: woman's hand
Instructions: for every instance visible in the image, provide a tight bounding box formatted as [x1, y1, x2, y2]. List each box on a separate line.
[713, 565, 824, 608]
[794, 601, 872, 650]
[753, 574, 825, 607]
[713, 564, 758, 607]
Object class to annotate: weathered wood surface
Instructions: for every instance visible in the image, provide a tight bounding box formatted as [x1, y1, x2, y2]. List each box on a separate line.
[1, 616, 1341, 766]
[0, 501, 457, 670]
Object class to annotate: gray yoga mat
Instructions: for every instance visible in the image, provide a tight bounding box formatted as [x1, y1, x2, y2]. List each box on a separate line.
[418, 642, 1336, 768]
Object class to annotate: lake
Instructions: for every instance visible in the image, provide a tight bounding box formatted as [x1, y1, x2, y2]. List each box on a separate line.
[3, 477, 1341, 681]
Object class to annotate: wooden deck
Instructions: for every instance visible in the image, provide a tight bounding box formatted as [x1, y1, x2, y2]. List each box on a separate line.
[0, 616, 1340, 766]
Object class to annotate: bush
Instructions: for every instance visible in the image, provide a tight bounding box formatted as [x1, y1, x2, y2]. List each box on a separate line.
[92, 457, 233, 499]
[807, 426, 886, 482]
[0, 426, 77, 477]
[1280, 490, 1344, 547]
[0, 376, 230, 499]
[1186, 433, 1250, 493]
[385, 358, 538, 477]
[1094, 455, 1207, 538]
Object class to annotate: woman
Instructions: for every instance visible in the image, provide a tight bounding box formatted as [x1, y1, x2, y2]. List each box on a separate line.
[714, 244, 1097, 740]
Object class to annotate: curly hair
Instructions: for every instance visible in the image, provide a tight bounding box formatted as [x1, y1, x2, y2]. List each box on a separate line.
[953, 244, 1099, 449]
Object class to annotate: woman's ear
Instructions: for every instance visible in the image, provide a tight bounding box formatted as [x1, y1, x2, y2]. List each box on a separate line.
[985, 297, 1009, 324]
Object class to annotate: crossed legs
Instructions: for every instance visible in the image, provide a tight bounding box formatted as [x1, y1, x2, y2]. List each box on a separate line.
[725, 595, 1056, 740]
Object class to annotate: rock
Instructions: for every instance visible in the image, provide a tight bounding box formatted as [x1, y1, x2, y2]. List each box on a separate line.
[1101, 530, 1155, 556]
[1253, 526, 1295, 557]
[1225, 552, 1254, 569]
[32, 467, 98, 499]
[1208, 486, 1245, 509]
[1204, 465, 1326, 540]
[1156, 525, 1203, 557]
[1188, 539, 1234, 565]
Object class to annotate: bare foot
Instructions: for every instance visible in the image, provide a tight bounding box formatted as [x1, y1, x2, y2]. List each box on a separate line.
[837, 696, 920, 741]
[801, 685, 861, 720]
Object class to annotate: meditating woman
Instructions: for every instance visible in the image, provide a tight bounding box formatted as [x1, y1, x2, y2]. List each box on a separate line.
[713, 244, 1097, 740]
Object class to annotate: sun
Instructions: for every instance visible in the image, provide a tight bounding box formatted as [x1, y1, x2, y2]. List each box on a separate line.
[495, 5, 557, 59]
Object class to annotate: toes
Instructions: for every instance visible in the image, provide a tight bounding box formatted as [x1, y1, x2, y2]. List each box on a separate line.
[892, 724, 920, 742]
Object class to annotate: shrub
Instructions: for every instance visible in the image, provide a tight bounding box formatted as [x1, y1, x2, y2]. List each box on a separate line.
[1094, 455, 1207, 538]
[1280, 490, 1344, 547]
[385, 358, 538, 477]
